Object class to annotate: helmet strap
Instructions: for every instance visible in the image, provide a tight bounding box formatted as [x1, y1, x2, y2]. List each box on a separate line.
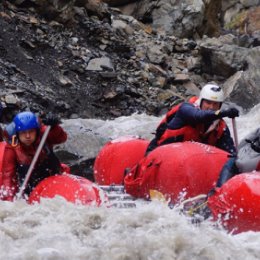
[11, 135, 19, 147]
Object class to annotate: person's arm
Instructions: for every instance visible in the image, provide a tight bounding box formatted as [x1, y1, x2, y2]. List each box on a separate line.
[179, 102, 221, 124]
[215, 157, 238, 188]
[0, 145, 18, 201]
[169, 102, 239, 129]
[236, 156, 260, 172]
[240, 129, 260, 154]
[236, 139, 260, 172]
[41, 124, 67, 145]
[236, 128, 260, 172]
[40, 113, 67, 145]
[167, 102, 219, 129]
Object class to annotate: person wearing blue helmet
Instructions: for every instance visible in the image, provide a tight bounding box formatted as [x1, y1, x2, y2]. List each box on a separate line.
[0, 111, 67, 200]
[13, 111, 41, 146]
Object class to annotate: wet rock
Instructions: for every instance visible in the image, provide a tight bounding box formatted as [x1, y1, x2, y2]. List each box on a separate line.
[173, 74, 190, 83]
[240, 0, 259, 7]
[112, 19, 134, 35]
[0, 0, 260, 123]
[103, 0, 137, 6]
[86, 57, 114, 71]
[58, 75, 73, 87]
[199, 37, 249, 77]
[3, 94, 19, 105]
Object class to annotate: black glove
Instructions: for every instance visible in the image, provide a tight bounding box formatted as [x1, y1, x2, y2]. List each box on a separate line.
[219, 107, 239, 118]
[42, 112, 60, 127]
[246, 138, 260, 153]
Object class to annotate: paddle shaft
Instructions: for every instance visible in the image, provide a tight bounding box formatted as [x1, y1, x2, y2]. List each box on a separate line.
[232, 118, 239, 151]
[16, 125, 51, 199]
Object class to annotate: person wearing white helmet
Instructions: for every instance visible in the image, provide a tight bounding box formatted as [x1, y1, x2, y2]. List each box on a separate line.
[197, 83, 225, 108]
[146, 83, 239, 155]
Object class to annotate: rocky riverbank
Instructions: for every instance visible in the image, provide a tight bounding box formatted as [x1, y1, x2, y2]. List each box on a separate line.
[1, 0, 260, 176]
[0, 0, 259, 124]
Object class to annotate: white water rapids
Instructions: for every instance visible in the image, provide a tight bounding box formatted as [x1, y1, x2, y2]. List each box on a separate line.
[1, 104, 260, 260]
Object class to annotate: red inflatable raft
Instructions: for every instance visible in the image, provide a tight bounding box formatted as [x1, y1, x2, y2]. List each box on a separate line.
[94, 136, 149, 185]
[124, 142, 229, 204]
[207, 172, 260, 234]
[28, 174, 108, 206]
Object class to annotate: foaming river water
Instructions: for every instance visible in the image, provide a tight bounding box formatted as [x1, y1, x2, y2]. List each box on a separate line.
[1, 104, 260, 260]
[1, 198, 260, 260]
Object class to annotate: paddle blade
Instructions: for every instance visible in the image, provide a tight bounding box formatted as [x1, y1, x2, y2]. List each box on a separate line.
[149, 189, 167, 202]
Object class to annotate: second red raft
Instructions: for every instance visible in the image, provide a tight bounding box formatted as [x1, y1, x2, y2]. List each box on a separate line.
[94, 136, 149, 185]
[124, 142, 229, 204]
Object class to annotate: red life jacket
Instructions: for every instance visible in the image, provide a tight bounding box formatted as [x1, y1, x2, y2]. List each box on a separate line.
[0, 142, 7, 186]
[154, 98, 195, 141]
[0, 142, 18, 201]
[156, 97, 226, 146]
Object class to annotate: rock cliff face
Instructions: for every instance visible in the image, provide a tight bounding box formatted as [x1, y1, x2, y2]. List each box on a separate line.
[1, 0, 259, 177]
[0, 0, 259, 123]
[1, 1, 144, 121]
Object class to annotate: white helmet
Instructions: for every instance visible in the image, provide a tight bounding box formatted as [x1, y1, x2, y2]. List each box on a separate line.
[198, 84, 225, 107]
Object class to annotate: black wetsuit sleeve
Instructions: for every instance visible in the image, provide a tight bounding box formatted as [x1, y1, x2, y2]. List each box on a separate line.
[167, 102, 219, 129]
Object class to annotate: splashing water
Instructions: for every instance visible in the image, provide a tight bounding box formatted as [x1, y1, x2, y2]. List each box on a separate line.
[1, 104, 260, 260]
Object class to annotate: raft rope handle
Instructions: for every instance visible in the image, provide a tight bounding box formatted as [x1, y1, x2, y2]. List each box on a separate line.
[187, 200, 208, 217]
[177, 194, 208, 216]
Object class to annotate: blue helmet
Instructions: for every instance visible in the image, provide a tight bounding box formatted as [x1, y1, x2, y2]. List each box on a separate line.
[14, 111, 40, 132]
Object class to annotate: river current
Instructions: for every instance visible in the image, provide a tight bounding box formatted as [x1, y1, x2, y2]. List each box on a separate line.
[1, 103, 260, 260]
